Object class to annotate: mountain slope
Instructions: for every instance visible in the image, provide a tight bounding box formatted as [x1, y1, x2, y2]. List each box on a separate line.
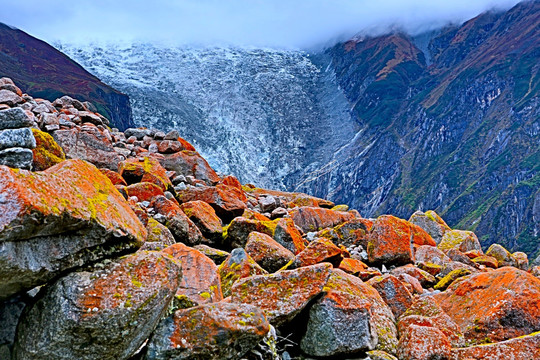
[0, 22, 134, 129]
[301, 0, 539, 258]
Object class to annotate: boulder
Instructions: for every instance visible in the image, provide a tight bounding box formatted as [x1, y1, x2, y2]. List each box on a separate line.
[0, 89, 23, 106]
[179, 200, 223, 243]
[338, 257, 368, 275]
[218, 248, 267, 297]
[431, 267, 540, 344]
[301, 269, 398, 355]
[53, 126, 124, 170]
[0, 147, 33, 169]
[408, 210, 450, 244]
[0, 108, 33, 130]
[391, 266, 436, 288]
[273, 217, 307, 254]
[230, 263, 332, 326]
[145, 302, 269, 360]
[437, 230, 482, 253]
[291, 237, 343, 268]
[0, 128, 35, 151]
[158, 150, 220, 185]
[367, 215, 415, 266]
[0, 160, 146, 300]
[289, 206, 356, 233]
[414, 245, 451, 266]
[152, 195, 203, 245]
[451, 331, 540, 360]
[31, 128, 65, 171]
[396, 325, 452, 360]
[13, 251, 181, 360]
[244, 232, 295, 272]
[125, 182, 164, 202]
[163, 243, 223, 305]
[367, 275, 414, 318]
[99, 168, 127, 186]
[193, 245, 230, 265]
[176, 184, 247, 223]
[118, 156, 172, 191]
[143, 218, 175, 249]
[224, 216, 276, 249]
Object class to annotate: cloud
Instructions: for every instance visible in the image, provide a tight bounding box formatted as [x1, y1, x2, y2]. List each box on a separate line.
[0, 0, 524, 49]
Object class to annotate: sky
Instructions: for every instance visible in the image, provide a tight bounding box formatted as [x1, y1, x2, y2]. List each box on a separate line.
[0, 0, 524, 49]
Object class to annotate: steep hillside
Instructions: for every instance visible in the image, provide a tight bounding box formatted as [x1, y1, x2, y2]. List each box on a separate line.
[0, 22, 134, 129]
[303, 0, 539, 258]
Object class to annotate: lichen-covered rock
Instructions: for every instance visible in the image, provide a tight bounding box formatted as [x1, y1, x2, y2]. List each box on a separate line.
[125, 182, 164, 202]
[99, 168, 127, 186]
[245, 232, 295, 272]
[53, 126, 124, 170]
[396, 325, 452, 360]
[0, 89, 23, 106]
[434, 268, 472, 291]
[367, 274, 414, 318]
[158, 150, 220, 185]
[291, 237, 343, 268]
[273, 217, 307, 254]
[438, 230, 482, 254]
[0, 108, 33, 129]
[145, 302, 269, 360]
[152, 195, 203, 245]
[163, 243, 223, 305]
[31, 128, 65, 171]
[391, 265, 437, 288]
[485, 243, 516, 267]
[289, 206, 356, 233]
[313, 269, 398, 354]
[179, 200, 223, 243]
[432, 267, 540, 344]
[513, 251, 529, 270]
[367, 215, 415, 266]
[450, 331, 540, 360]
[176, 184, 247, 223]
[325, 218, 373, 248]
[338, 257, 368, 275]
[300, 284, 376, 357]
[409, 210, 451, 244]
[230, 263, 332, 326]
[142, 218, 175, 250]
[193, 245, 230, 265]
[224, 216, 277, 249]
[218, 248, 267, 297]
[366, 350, 398, 360]
[414, 245, 451, 266]
[399, 297, 465, 347]
[13, 251, 181, 360]
[0, 160, 146, 300]
[118, 156, 172, 191]
[471, 254, 499, 268]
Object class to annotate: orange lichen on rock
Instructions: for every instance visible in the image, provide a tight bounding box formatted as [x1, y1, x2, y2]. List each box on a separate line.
[0, 159, 147, 242]
[292, 237, 344, 268]
[118, 156, 172, 191]
[451, 331, 540, 360]
[338, 257, 368, 275]
[367, 215, 414, 266]
[289, 206, 356, 233]
[244, 232, 295, 273]
[396, 324, 452, 360]
[218, 248, 267, 297]
[367, 274, 414, 318]
[125, 182, 164, 202]
[431, 267, 540, 345]
[99, 168, 127, 186]
[162, 243, 223, 305]
[179, 200, 223, 242]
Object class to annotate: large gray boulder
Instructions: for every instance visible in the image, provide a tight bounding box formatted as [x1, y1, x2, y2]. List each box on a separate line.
[0, 147, 33, 169]
[0, 128, 36, 150]
[0, 108, 34, 130]
[13, 251, 181, 360]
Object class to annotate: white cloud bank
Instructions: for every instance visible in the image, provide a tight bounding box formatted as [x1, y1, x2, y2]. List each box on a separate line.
[0, 0, 524, 49]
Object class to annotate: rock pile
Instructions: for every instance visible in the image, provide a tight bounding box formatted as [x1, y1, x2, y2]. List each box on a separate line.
[0, 78, 539, 360]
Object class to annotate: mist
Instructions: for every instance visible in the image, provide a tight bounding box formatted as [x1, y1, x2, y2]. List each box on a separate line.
[0, 0, 524, 49]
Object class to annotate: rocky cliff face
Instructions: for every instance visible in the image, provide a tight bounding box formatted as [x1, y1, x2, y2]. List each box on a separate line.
[0, 22, 134, 130]
[57, 1, 538, 260]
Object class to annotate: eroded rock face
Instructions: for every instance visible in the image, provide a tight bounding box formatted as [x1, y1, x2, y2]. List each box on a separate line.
[13, 251, 181, 360]
[0, 160, 146, 300]
[431, 267, 540, 344]
[145, 302, 269, 360]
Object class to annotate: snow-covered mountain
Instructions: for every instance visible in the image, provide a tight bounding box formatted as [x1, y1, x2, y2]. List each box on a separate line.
[56, 43, 359, 190]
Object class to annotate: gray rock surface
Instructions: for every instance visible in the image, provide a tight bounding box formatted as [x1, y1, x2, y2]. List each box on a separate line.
[13, 251, 181, 360]
[0, 90, 23, 107]
[0, 148, 33, 169]
[0, 128, 36, 151]
[0, 108, 33, 130]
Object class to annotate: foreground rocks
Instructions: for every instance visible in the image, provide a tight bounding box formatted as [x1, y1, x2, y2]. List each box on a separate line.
[0, 78, 538, 360]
